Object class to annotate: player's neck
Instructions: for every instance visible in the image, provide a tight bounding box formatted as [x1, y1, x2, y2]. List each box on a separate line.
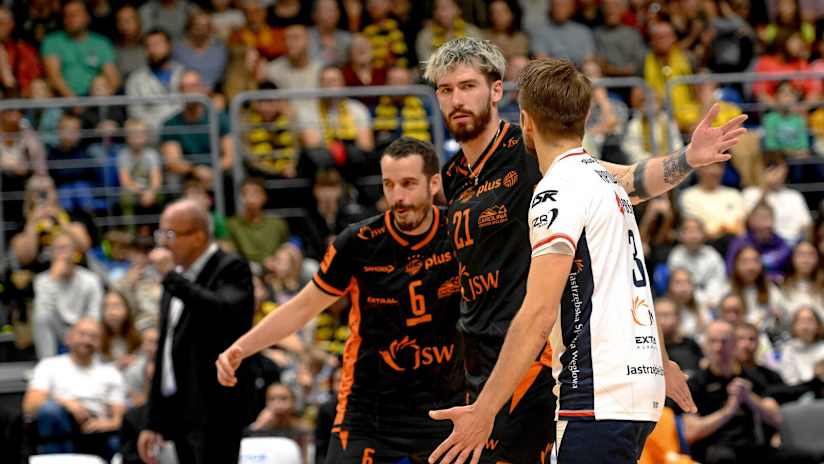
[460, 117, 502, 166]
[535, 137, 583, 174]
[393, 206, 434, 237]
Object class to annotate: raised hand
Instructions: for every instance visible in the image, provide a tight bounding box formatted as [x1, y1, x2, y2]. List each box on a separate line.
[685, 103, 748, 168]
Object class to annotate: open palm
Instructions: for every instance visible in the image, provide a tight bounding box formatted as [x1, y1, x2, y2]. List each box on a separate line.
[686, 103, 748, 168]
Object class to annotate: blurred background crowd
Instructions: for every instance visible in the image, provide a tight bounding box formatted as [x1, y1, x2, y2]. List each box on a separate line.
[0, 0, 823, 462]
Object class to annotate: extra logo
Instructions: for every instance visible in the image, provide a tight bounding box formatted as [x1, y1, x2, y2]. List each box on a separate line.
[478, 205, 508, 228]
[531, 190, 558, 208]
[379, 336, 455, 372]
[630, 296, 654, 326]
[531, 208, 558, 229]
[367, 296, 399, 305]
[357, 225, 386, 240]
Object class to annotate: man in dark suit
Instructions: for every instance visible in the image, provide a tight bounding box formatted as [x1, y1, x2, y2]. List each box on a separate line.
[138, 200, 254, 464]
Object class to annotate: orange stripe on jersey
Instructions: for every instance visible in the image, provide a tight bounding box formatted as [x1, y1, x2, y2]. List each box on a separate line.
[411, 207, 440, 251]
[532, 233, 576, 253]
[510, 361, 542, 413]
[313, 274, 346, 297]
[384, 211, 410, 247]
[558, 410, 595, 417]
[539, 342, 553, 368]
[470, 122, 510, 179]
[334, 278, 362, 428]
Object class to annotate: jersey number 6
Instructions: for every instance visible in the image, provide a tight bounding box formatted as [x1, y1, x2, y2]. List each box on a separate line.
[406, 280, 432, 327]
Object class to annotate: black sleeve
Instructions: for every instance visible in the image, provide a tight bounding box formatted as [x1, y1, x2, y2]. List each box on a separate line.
[161, 258, 254, 320]
[313, 227, 357, 296]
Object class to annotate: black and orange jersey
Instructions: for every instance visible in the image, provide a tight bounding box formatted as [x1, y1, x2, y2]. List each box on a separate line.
[312, 206, 465, 428]
[442, 121, 550, 392]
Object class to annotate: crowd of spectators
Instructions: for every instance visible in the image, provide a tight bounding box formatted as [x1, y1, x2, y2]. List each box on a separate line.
[0, 0, 824, 463]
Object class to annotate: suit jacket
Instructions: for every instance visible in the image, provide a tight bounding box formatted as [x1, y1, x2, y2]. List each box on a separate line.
[146, 249, 254, 436]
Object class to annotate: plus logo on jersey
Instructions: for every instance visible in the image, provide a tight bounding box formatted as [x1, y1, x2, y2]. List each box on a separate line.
[379, 336, 455, 372]
[630, 296, 654, 326]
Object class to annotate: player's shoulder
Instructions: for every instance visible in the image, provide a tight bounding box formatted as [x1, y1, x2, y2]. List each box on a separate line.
[339, 212, 390, 244]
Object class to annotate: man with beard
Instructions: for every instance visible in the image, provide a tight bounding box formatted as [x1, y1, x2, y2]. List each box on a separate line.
[217, 137, 466, 463]
[421, 37, 747, 464]
[125, 28, 185, 130]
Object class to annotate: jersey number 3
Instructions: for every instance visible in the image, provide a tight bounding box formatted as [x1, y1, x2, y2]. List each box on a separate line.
[628, 230, 647, 288]
[406, 280, 432, 327]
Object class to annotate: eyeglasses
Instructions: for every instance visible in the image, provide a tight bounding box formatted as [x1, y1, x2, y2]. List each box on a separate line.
[154, 228, 198, 244]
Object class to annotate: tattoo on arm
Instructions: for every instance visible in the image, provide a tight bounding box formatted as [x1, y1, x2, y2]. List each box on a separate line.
[663, 147, 692, 185]
[627, 159, 650, 200]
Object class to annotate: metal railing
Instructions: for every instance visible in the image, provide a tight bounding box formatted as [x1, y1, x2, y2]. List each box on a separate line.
[229, 85, 446, 213]
[0, 94, 224, 252]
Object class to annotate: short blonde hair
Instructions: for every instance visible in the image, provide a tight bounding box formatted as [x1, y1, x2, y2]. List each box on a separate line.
[423, 37, 506, 85]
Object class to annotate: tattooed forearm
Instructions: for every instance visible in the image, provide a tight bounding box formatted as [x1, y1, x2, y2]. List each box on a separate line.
[627, 159, 650, 200]
[663, 147, 692, 185]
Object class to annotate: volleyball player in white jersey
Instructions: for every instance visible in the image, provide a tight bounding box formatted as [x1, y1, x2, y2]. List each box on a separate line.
[427, 59, 747, 464]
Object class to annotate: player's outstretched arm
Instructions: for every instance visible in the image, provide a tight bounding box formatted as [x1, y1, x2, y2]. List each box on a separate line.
[428, 253, 571, 464]
[216, 281, 339, 387]
[602, 104, 748, 204]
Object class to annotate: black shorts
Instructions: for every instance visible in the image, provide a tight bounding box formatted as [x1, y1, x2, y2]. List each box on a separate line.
[554, 419, 656, 464]
[324, 410, 453, 464]
[476, 366, 557, 464]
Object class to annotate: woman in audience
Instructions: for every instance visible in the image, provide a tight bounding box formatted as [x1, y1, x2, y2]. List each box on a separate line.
[655, 296, 704, 378]
[666, 267, 711, 336]
[264, 242, 307, 305]
[724, 245, 787, 340]
[783, 241, 824, 318]
[99, 290, 142, 369]
[482, 0, 527, 60]
[114, 5, 146, 78]
[245, 382, 312, 455]
[725, 201, 793, 281]
[780, 306, 824, 385]
[341, 34, 386, 107]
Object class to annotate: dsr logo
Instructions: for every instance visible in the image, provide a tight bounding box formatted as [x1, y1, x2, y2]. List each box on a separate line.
[379, 336, 455, 372]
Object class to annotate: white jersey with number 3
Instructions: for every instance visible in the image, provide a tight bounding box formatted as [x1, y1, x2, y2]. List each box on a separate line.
[529, 147, 665, 423]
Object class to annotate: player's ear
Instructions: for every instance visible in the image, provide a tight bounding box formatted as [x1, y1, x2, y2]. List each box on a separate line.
[490, 79, 504, 104]
[430, 172, 442, 197]
[520, 109, 532, 135]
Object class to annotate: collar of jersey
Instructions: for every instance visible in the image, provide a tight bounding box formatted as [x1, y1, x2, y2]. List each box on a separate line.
[458, 120, 510, 183]
[384, 206, 440, 250]
[547, 146, 587, 172]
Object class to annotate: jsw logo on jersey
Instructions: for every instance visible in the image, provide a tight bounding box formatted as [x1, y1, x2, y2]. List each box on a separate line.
[379, 336, 455, 372]
[459, 263, 501, 301]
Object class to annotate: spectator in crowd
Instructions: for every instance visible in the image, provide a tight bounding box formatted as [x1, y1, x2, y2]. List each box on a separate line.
[680, 320, 786, 464]
[117, 119, 163, 219]
[668, 217, 727, 302]
[667, 267, 711, 336]
[594, 0, 646, 78]
[160, 69, 234, 188]
[173, 9, 228, 92]
[762, 82, 811, 157]
[309, 0, 352, 66]
[47, 113, 102, 212]
[245, 382, 311, 452]
[581, 58, 626, 157]
[669, 0, 710, 63]
[263, 242, 307, 306]
[137, 200, 254, 464]
[314, 366, 341, 464]
[742, 151, 812, 244]
[99, 290, 142, 370]
[373, 66, 432, 149]
[361, 0, 409, 69]
[302, 66, 375, 176]
[718, 292, 747, 326]
[267, 0, 311, 27]
[87, 0, 117, 42]
[341, 34, 386, 102]
[703, 0, 756, 74]
[416, 0, 482, 64]
[251, 273, 278, 326]
[114, 5, 146, 79]
[41, 0, 119, 97]
[17, 0, 61, 47]
[125, 29, 184, 131]
[638, 193, 677, 277]
[779, 307, 824, 385]
[86, 230, 134, 287]
[482, 0, 528, 61]
[621, 86, 684, 164]
[783, 241, 824, 317]
[81, 75, 127, 131]
[265, 24, 323, 97]
[726, 201, 793, 281]
[574, 0, 604, 28]
[531, 0, 595, 67]
[679, 162, 747, 243]
[119, 358, 158, 464]
[111, 236, 162, 329]
[656, 296, 704, 378]
[228, 0, 285, 62]
[301, 168, 364, 260]
[757, 0, 815, 47]
[734, 321, 803, 404]
[723, 245, 786, 338]
[0, 6, 43, 97]
[22, 318, 126, 459]
[753, 31, 818, 104]
[242, 81, 302, 180]
[124, 324, 159, 406]
[210, 0, 245, 42]
[139, 0, 193, 42]
[10, 175, 92, 272]
[1, 106, 47, 226]
[32, 232, 104, 359]
[644, 19, 701, 131]
[228, 177, 290, 266]
[181, 180, 231, 242]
